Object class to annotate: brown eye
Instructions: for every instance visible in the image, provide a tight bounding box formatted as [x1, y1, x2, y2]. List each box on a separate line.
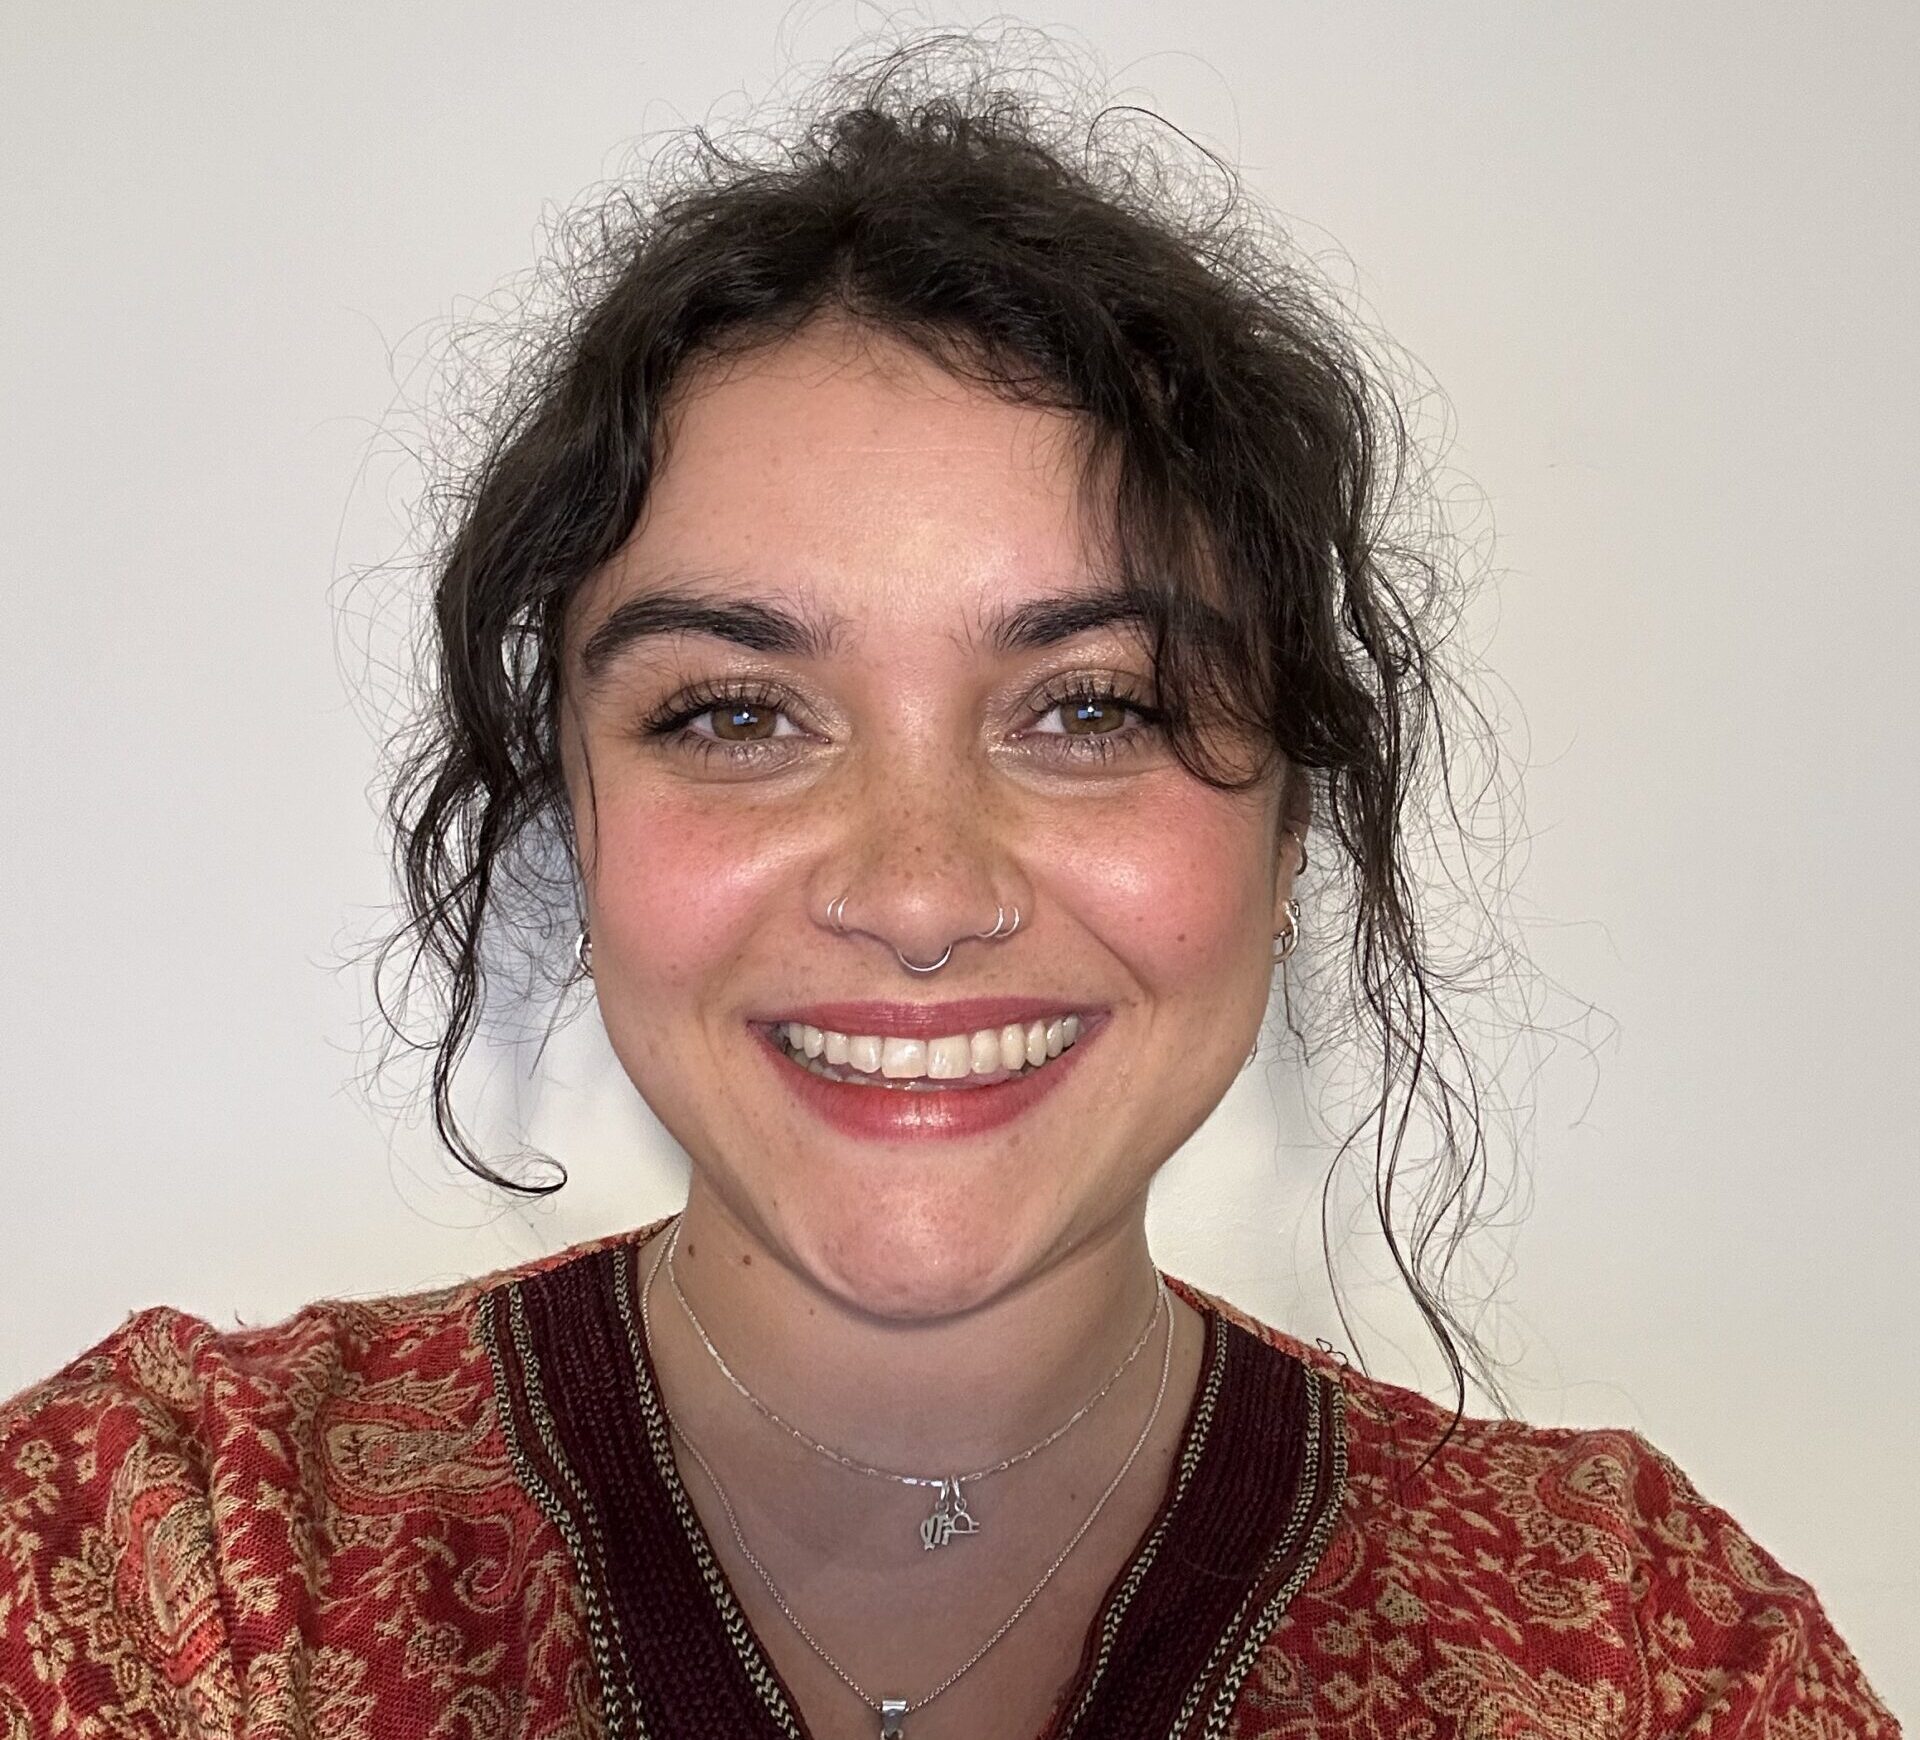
[1024, 682, 1164, 765]
[1058, 695, 1129, 736]
[708, 701, 778, 742]
[640, 683, 807, 764]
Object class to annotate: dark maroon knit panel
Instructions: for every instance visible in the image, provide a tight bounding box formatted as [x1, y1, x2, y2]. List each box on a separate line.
[488, 1246, 807, 1738]
[1042, 1310, 1327, 1740]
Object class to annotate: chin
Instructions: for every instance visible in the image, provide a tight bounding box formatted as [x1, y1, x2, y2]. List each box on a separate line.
[779, 1185, 1042, 1323]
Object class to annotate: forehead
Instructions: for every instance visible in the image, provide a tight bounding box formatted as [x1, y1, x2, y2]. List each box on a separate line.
[591, 321, 1112, 640]
[658, 319, 1092, 505]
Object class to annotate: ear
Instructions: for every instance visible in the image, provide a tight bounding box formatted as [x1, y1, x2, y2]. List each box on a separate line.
[1272, 769, 1312, 930]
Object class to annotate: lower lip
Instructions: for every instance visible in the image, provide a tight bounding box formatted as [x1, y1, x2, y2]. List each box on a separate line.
[751, 1017, 1104, 1141]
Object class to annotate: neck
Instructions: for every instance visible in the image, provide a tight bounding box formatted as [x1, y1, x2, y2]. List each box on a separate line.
[645, 1185, 1166, 1480]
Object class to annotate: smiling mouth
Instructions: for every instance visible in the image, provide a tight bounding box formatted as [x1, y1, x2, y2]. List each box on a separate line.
[756, 1013, 1091, 1090]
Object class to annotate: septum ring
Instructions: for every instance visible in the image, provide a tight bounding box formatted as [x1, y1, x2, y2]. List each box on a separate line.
[826, 897, 1022, 974]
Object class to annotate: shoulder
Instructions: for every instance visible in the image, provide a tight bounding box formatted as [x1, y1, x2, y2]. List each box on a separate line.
[0, 1221, 656, 1458]
[0, 1264, 501, 1506]
[0, 1235, 628, 1738]
[1168, 1277, 1898, 1738]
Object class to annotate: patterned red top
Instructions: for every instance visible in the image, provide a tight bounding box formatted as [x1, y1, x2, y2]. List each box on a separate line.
[0, 1225, 1897, 1737]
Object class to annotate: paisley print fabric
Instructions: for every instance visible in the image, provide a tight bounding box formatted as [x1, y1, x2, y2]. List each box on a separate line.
[0, 1225, 1896, 1737]
[0, 1265, 602, 1739]
[1193, 1290, 1897, 1738]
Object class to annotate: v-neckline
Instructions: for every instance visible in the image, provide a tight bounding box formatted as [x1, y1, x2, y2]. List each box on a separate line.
[480, 1235, 1345, 1740]
[623, 1238, 1226, 1740]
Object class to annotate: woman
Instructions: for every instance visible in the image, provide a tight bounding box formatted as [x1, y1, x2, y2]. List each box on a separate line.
[0, 45, 1894, 1740]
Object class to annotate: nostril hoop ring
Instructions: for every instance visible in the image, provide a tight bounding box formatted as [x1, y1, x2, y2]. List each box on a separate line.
[823, 896, 1021, 970]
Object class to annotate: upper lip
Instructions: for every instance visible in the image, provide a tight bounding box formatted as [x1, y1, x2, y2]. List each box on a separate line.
[753, 998, 1101, 1038]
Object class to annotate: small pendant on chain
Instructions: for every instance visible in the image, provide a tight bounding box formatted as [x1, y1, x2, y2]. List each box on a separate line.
[919, 1476, 979, 1550]
[879, 1698, 909, 1736]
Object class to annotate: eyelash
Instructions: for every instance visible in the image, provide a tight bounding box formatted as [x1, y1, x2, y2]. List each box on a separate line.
[637, 676, 1166, 768]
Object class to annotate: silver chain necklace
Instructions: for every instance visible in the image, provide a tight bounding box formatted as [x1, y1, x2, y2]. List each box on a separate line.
[662, 1215, 1167, 1550]
[639, 1228, 1173, 1739]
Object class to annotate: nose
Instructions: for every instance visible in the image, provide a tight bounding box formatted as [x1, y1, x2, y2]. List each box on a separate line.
[813, 762, 1027, 972]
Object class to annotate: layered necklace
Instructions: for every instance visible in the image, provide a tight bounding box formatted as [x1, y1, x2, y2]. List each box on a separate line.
[660, 1217, 1166, 1550]
[638, 1221, 1174, 1738]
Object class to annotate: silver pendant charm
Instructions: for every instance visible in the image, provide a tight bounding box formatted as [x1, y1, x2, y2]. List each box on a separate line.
[879, 1698, 909, 1737]
[918, 1476, 980, 1551]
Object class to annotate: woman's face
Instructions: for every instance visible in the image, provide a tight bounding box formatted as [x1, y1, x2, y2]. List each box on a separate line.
[561, 319, 1301, 1320]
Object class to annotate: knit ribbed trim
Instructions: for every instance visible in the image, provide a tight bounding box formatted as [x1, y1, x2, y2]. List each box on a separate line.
[479, 1241, 1345, 1740]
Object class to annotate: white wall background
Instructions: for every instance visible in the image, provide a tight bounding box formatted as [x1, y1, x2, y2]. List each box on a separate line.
[3, 0, 1913, 1715]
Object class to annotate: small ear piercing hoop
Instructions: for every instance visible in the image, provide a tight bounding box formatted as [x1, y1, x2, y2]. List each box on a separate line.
[1272, 824, 1307, 967]
[1272, 898, 1301, 965]
[576, 927, 593, 977]
[1248, 885, 1305, 1071]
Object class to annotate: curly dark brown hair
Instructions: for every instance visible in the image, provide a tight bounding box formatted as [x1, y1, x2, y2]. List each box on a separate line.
[370, 32, 1540, 1430]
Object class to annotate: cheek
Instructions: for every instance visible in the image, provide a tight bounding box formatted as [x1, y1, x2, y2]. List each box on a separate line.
[1043, 781, 1274, 993]
[585, 788, 802, 1005]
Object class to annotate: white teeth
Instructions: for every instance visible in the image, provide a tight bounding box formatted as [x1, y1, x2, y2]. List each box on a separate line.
[774, 1014, 1091, 1083]
[880, 1037, 928, 1079]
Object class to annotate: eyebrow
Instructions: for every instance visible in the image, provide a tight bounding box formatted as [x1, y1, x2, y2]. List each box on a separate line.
[576, 573, 1156, 677]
